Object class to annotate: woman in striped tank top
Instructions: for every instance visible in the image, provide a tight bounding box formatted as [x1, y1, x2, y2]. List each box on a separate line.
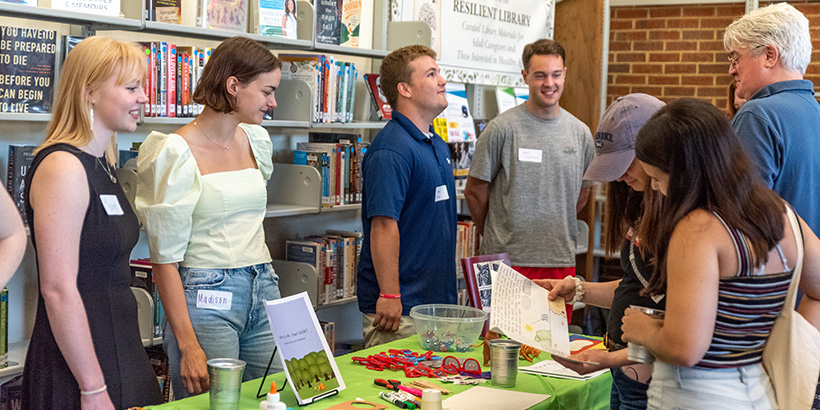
[621, 98, 820, 409]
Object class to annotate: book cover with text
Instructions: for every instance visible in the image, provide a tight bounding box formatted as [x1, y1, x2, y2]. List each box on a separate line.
[0, 26, 56, 114]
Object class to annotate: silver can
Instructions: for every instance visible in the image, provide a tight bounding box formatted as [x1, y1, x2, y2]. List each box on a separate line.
[489, 339, 522, 388]
[207, 358, 246, 410]
[626, 305, 665, 364]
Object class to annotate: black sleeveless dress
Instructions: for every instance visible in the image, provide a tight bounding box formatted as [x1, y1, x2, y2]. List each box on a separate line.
[21, 144, 162, 409]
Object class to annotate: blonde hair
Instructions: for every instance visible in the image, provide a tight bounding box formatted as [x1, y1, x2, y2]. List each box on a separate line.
[40, 36, 147, 165]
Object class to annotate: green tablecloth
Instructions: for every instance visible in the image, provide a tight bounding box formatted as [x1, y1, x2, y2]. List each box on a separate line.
[148, 336, 611, 410]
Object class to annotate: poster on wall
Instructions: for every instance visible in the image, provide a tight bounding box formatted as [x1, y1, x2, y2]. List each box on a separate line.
[392, 0, 554, 86]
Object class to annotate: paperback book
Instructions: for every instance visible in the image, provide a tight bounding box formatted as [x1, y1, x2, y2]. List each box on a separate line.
[198, 0, 248, 32]
[145, 0, 182, 24]
[340, 0, 360, 47]
[5, 145, 35, 222]
[314, 0, 341, 45]
[250, 0, 297, 38]
[0, 26, 56, 114]
[363, 73, 390, 120]
[264, 292, 346, 406]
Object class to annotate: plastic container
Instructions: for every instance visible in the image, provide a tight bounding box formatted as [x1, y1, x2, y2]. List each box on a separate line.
[409, 304, 488, 352]
[260, 381, 286, 410]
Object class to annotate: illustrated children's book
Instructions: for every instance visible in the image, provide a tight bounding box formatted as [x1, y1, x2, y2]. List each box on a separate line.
[264, 292, 345, 406]
[489, 262, 571, 357]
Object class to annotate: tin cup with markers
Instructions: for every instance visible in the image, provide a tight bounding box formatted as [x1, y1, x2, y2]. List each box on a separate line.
[207, 358, 246, 410]
[489, 339, 522, 387]
[626, 305, 665, 364]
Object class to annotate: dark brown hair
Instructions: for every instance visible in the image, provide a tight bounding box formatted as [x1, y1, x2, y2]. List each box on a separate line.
[604, 180, 664, 257]
[635, 98, 785, 296]
[522, 39, 565, 72]
[379, 44, 437, 109]
[728, 80, 739, 118]
[193, 36, 282, 113]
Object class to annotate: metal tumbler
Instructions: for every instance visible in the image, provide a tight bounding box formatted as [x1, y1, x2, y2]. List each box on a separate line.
[489, 339, 522, 388]
[207, 358, 246, 410]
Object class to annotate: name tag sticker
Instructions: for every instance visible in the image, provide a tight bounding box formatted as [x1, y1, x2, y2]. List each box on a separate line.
[99, 194, 124, 215]
[196, 290, 232, 310]
[519, 148, 543, 163]
[435, 185, 450, 202]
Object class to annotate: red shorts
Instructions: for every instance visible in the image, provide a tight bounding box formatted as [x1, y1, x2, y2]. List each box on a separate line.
[512, 266, 576, 323]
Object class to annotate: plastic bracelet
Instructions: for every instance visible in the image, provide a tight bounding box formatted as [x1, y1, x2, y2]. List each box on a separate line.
[80, 384, 108, 396]
[566, 276, 585, 305]
[379, 293, 401, 299]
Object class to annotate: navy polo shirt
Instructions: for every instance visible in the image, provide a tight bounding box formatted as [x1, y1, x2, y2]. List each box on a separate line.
[357, 111, 458, 316]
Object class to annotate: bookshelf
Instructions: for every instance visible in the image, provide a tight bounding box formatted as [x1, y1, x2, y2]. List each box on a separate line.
[0, 0, 433, 375]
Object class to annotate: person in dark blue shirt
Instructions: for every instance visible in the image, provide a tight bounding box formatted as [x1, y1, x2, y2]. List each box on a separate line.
[357, 45, 457, 348]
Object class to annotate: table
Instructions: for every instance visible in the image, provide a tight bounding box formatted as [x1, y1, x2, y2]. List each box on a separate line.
[148, 336, 612, 410]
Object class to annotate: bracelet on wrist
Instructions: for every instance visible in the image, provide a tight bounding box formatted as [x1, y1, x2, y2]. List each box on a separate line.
[566, 276, 585, 305]
[379, 293, 401, 299]
[80, 384, 108, 396]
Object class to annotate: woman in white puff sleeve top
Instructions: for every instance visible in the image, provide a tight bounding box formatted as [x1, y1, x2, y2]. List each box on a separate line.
[135, 36, 284, 399]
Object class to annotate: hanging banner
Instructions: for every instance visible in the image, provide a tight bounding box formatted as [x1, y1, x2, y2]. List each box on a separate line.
[393, 0, 555, 86]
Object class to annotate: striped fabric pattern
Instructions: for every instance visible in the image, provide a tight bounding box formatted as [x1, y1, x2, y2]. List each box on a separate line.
[694, 212, 793, 369]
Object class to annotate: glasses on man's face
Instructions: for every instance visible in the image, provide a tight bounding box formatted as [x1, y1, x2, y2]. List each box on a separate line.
[728, 45, 765, 69]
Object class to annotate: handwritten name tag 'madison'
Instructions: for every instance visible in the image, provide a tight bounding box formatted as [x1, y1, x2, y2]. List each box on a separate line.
[196, 290, 232, 310]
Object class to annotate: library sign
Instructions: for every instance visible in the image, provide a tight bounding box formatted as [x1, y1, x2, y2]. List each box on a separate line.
[440, 0, 553, 86]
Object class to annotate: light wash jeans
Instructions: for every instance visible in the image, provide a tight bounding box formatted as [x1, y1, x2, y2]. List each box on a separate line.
[648, 361, 777, 410]
[164, 263, 283, 399]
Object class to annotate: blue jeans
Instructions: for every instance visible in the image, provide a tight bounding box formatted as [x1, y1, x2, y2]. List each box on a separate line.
[648, 362, 776, 410]
[611, 367, 649, 410]
[164, 263, 283, 399]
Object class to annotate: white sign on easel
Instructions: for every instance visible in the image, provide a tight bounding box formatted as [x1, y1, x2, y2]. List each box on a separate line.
[264, 292, 346, 406]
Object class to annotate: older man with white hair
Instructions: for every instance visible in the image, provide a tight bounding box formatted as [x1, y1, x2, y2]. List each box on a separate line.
[725, 3, 820, 408]
[725, 2, 820, 232]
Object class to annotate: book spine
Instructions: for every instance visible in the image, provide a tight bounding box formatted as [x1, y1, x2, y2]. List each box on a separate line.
[159, 42, 167, 117]
[176, 52, 183, 117]
[181, 53, 189, 117]
[167, 43, 176, 117]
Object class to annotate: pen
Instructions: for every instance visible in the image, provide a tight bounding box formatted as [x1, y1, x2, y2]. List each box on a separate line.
[379, 391, 408, 409]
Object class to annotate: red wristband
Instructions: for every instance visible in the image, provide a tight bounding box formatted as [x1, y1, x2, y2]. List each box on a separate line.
[379, 293, 401, 299]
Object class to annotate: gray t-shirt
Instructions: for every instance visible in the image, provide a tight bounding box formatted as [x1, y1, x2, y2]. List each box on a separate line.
[469, 104, 594, 267]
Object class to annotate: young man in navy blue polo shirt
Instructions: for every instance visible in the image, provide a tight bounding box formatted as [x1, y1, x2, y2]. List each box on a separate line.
[357, 45, 457, 348]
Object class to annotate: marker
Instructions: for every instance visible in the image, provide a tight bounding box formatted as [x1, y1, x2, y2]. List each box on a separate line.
[398, 384, 423, 397]
[379, 391, 408, 409]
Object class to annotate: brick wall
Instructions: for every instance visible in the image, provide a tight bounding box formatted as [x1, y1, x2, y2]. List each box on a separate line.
[607, 2, 820, 112]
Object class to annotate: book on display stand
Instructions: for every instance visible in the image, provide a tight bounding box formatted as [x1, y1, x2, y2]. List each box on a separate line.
[262, 292, 345, 405]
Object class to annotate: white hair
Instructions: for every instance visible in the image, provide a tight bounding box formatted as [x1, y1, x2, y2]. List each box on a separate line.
[723, 2, 811, 75]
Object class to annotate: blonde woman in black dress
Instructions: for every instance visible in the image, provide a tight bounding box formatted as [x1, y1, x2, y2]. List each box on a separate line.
[22, 36, 162, 409]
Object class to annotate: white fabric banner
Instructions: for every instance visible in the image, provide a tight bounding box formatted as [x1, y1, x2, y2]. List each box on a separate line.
[393, 0, 555, 86]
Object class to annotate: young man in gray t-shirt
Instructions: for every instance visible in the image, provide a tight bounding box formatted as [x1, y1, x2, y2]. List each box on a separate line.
[464, 39, 594, 319]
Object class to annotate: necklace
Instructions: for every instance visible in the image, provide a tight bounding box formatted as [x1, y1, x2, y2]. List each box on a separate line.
[96, 156, 117, 183]
[194, 118, 231, 150]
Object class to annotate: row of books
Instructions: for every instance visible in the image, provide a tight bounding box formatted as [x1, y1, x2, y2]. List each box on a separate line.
[140, 42, 212, 118]
[280, 54, 359, 124]
[294, 133, 368, 207]
[286, 230, 363, 306]
[456, 218, 480, 276]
